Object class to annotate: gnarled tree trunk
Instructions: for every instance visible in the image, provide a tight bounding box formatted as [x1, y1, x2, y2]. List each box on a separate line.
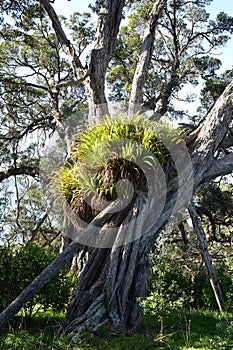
[63, 196, 152, 335]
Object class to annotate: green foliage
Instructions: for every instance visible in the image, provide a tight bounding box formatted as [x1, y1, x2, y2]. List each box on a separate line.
[54, 114, 183, 206]
[193, 260, 233, 311]
[0, 5, 89, 244]
[108, 0, 233, 116]
[0, 243, 76, 315]
[197, 182, 233, 241]
[0, 309, 233, 350]
[197, 69, 233, 116]
[65, 12, 94, 58]
[142, 252, 193, 318]
[143, 245, 233, 317]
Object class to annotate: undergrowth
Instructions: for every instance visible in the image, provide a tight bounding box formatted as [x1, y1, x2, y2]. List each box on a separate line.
[0, 309, 232, 350]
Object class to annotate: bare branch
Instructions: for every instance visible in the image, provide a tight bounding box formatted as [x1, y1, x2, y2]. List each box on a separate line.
[205, 153, 233, 180]
[1, 77, 49, 92]
[128, 0, 167, 115]
[30, 211, 49, 241]
[0, 166, 39, 182]
[0, 116, 55, 142]
[39, 0, 86, 80]
[188, 203, 225, 313]
[55, 76, 88, 89]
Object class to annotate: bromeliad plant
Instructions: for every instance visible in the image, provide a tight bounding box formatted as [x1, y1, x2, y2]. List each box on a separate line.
[54, 114, 183, 215]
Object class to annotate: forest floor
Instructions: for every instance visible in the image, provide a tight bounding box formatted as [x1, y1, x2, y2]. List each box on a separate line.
[0, 309, 232, 349]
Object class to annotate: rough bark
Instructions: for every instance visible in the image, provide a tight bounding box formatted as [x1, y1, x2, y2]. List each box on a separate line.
[190, 79, 233, 190]
[205, 153, 233, 180]
[63, 196, 150, 335]
[40, 0, 126, 123]
[128, 0, 167, 115]
[39, 0, 86, 80]
[84, 0, 126, 123]
[193, 80, 233, 157]
[188, 203, 226, 313]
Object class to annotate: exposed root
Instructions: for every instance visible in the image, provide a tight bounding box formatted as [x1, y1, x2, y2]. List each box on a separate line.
[62, 295, 107, 338]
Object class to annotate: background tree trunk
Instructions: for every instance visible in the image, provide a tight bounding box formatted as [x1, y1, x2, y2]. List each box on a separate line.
[189, 204, 225, 313]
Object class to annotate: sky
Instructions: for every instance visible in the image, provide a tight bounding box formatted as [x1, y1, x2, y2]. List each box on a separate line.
[53, 0, 90, 15]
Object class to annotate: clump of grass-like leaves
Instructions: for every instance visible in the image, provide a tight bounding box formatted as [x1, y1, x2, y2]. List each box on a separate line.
[54, 114, 183, 208]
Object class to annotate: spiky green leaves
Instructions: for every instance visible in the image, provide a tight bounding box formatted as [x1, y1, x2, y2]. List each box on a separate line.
[55, 114, 183, 207]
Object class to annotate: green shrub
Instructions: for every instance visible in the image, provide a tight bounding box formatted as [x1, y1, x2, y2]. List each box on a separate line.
[143, 250, 233, 317]
[193, 262, 233, 311]
[0, 246, 15, 312]
[0, 243, 76, 316]
[142, 253, 193, 318]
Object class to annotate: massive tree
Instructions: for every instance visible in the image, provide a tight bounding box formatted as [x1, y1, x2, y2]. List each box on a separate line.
[0, 0, 233, 337]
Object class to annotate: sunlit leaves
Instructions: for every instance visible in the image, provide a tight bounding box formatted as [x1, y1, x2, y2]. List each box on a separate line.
[55, 114, 183, 205]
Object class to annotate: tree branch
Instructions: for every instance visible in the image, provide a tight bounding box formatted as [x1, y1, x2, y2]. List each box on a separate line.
[143, 80, 233, 245]
[85, 0, 126, 122]
[194, 79, 233, 156]
[0, 199, 124, 329]
[2, 77, 49, 92]
[55, 76, 88, 89]
[30, 211, 49, 241]
[192, 79, 233, 181]
[0, 240, 81, 329]
[205, 153, 233, 180]
[188, 202, 225, 313]
[128, 0, 167, 115]
[0, 166, 39, 182]
[39, 0, 86, 79]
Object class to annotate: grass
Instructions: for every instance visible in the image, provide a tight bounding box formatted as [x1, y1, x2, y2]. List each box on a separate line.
[0, 309, 233, 349]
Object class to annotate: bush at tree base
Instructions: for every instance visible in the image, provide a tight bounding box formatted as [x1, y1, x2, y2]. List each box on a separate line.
[0, 243, 77, 316]
[143, 252, 233, 317]
[1, 242, 232, 320]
